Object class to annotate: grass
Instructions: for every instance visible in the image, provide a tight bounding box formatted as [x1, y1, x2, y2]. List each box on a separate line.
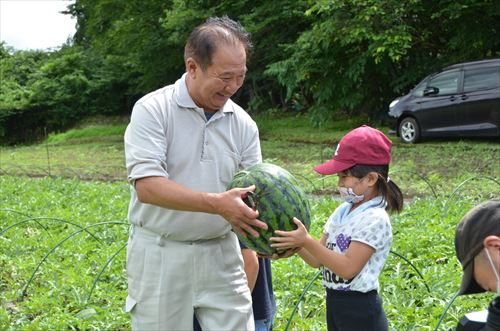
[46, 124, 127, 145]
[1, 112, 498, 196]
[0, 113, 499, 330]
[0, 177, 130, 331]
[0, 177, 497, 330]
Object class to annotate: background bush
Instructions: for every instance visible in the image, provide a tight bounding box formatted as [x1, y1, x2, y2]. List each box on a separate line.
[1, 0, 499, 143]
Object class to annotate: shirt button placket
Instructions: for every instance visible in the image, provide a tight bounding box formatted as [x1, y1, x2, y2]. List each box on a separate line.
[201, 124, 209, 160]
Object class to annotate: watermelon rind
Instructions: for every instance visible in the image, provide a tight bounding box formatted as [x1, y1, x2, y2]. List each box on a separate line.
[227, 163, 311, 255]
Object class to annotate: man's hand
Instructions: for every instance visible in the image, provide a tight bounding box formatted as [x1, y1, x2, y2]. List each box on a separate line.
[216, 185, 268, 237]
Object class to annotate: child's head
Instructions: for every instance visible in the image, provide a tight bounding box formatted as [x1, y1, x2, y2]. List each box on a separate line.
[314, 125, 403, 212]
[455, 199, 500, 295]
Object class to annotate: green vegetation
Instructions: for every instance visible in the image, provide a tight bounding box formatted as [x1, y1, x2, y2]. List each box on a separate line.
[2, 1, 498, 327]
[2, 0, 499, 143]
[0, 177, 130, 330]
[1, 113, 499, 195]
[46, 124, 127, 144]
[0, 116, 499, 330]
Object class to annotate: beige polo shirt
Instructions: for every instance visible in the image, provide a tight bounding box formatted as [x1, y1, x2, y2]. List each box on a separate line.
[124, 73, 262, 241]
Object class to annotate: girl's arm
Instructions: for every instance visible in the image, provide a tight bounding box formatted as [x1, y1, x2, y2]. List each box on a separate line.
[272, 218, 374, 280]
[302, 237, 374, 280]
[295, 234, 327, 268]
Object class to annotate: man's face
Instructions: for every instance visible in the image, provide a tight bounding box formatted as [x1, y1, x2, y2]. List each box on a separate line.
[187, 43, 247, 112]
[473, 247, 500, 293]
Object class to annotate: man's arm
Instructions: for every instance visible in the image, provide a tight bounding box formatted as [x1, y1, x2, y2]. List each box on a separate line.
[241, 248, 259, 291]
[135, 176, 267, 237]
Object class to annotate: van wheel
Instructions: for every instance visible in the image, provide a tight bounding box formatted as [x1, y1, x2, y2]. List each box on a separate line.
[399, 118, 420, 143]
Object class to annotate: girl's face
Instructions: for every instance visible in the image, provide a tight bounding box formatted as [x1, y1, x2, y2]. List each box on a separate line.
[337, 171, 368, 196]
[336, 170, 380, 207]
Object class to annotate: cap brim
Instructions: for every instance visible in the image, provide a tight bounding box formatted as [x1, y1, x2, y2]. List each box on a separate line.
[459, 261, 486, 295]
[314, 159, 353, 175]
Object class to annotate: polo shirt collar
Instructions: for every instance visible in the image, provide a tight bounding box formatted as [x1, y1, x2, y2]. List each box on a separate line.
[174, 73, 234, 114]
[332, 196, 386, 226]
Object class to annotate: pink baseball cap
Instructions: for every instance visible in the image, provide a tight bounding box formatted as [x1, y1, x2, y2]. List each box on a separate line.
[314, 125, 392, 175]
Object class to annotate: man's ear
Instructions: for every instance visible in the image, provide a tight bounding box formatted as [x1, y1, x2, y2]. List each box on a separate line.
[185, 57, 198, 77]
[484, 235, 500, 250]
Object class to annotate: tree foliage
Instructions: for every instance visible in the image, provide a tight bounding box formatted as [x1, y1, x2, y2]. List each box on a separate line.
[159, 0, 314, 110]
[267, 0, 500, 123]
[1, 0, 499, 143]
[1, 46, 49, 140]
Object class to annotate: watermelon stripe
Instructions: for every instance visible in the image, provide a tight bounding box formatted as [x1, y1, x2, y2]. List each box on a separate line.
[227, 163, 311, 255]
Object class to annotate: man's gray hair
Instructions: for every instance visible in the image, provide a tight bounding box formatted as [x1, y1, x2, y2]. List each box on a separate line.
[184, 16, 253, 70]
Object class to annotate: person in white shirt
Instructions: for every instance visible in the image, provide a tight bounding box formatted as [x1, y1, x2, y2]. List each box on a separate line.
[124, 16, 267, 330]
[271, 125, 404, 331]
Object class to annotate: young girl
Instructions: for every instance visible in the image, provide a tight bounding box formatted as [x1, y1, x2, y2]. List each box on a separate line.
[271, 125, 403, 331]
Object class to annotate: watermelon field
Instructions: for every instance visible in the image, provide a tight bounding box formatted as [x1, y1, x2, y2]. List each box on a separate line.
[0, 114, 499, 330]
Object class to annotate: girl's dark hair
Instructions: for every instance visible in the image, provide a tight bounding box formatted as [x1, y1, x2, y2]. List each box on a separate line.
[184, 16, 253, 70]
[346, 164, 404, 213]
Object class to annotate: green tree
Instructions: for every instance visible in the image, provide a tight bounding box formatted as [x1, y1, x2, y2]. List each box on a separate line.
[3, 0, 498, 143]
[266, 0, 500, 122]
[69, 0, 312, 113]
[160, 0, 313, 111]
[68, 0, 178, 96]
[0, 45, 50, 140]
[29, 46, 97, 125]
[0, 46, 48, 116]
[0, 44, 116, 143]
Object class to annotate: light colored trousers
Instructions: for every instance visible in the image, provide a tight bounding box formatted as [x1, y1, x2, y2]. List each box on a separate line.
[125, 226, 254, 331]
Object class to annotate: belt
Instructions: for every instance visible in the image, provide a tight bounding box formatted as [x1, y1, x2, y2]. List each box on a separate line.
[130, 225, 228, 246]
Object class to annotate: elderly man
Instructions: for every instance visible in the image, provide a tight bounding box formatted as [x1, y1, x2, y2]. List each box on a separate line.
[124, 16, 266, 330]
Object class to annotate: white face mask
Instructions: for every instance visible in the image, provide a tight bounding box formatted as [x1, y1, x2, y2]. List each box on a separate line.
[338, 186, 364, 204]
[484, 248, 500, 295]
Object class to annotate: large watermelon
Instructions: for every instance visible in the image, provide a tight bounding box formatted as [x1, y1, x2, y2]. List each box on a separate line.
[227, 163, 311, 255]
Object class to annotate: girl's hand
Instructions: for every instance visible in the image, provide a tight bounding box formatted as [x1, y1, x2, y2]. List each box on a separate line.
[270, 217, 309, 249]
[257, 247, 301, 260]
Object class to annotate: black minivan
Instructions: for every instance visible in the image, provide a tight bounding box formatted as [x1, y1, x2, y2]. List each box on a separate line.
[388, 58, 500, 143]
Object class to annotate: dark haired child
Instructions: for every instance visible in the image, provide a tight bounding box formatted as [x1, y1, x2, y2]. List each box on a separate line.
[455, 199, 500, 330]
[271, 125, 403, 331]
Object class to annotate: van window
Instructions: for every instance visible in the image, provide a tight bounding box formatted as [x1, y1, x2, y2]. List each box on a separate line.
[427, 70, 460, 95]
[411, 80, 428, 97]
[463, 66, 500, 92]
